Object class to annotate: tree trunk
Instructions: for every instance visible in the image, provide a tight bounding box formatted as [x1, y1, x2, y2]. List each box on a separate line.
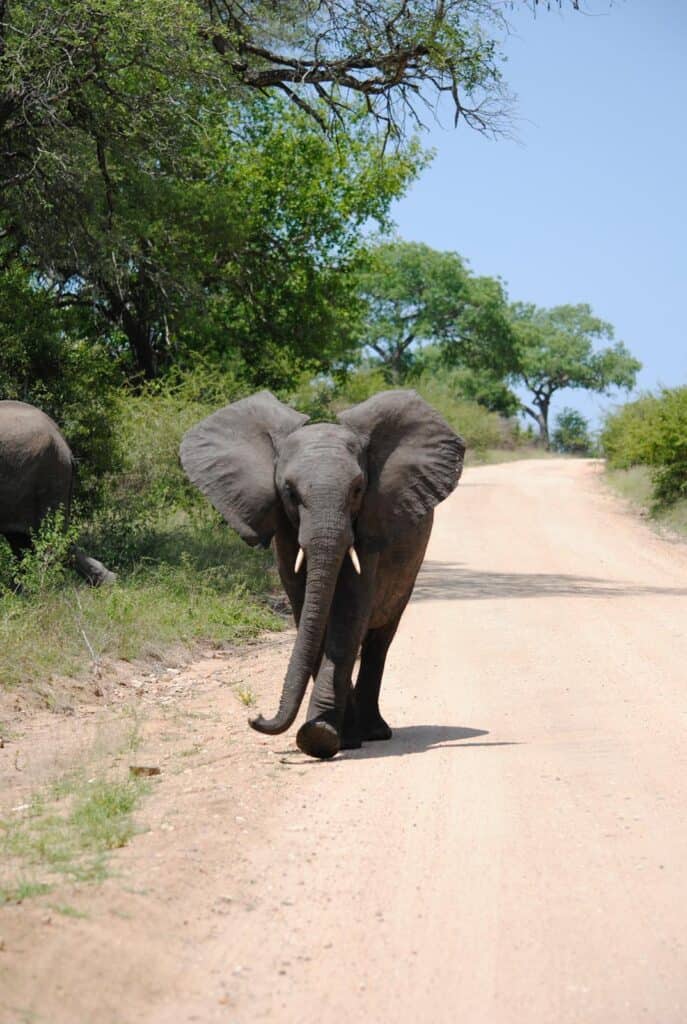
[521, 400, 551, 448]
[121, 308, 157, 379]
[536, 397, 551, 448]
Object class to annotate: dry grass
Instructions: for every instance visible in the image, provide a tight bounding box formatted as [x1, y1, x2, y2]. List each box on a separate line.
[605, 465, 687, 541]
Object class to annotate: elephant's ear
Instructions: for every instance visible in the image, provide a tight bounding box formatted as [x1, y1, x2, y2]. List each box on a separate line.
[338, 390, 465, 545]
[180, 391, 308, 548]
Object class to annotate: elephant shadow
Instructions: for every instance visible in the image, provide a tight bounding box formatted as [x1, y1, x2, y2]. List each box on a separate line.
[341, 724, 519, 760]
[277, 725, 519, 763]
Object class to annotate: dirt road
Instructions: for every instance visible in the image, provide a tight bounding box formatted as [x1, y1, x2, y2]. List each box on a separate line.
[3, 458, 687, 1023]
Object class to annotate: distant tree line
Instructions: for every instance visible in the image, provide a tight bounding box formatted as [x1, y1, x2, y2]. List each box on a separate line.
[357, 240, 640, 446]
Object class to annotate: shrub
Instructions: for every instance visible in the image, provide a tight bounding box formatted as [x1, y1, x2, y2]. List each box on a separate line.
[601, 394, 662, 469]
[551, 408, 592, 454]
[649, 388, 687, 505]
[0, 511, 80, 598]
[602, 386, 687, 506]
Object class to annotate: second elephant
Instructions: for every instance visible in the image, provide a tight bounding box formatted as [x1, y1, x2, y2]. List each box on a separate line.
[0, 400, 115, 586]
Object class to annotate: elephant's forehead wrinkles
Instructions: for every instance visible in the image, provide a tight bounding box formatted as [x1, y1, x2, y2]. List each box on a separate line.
[285, 422, 362, 454]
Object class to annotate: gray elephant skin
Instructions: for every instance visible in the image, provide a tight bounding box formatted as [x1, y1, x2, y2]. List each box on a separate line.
[180, 389, 465, 760]
[0, 400, 115, 586]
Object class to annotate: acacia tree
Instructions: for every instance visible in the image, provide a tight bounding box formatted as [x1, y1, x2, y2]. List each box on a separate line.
[509, 303, 641, 446]
[358, 241, 513, 383]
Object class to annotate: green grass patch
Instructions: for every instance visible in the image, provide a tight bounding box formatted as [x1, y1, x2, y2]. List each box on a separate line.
[605, 465, 687, 540]
[0, 514, 281, 690]
[0, 774, 149, 901]
[0, 880, 52, 904]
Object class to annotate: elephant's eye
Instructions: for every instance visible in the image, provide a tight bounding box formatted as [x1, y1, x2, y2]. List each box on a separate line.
[284, 482, 299, 504]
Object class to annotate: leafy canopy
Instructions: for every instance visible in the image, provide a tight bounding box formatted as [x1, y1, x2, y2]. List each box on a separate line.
[357, 240, 513, 383]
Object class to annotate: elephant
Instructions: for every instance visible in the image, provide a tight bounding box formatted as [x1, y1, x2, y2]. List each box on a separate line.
[0, 400, 115, 586]
[180, 389, 465, 760]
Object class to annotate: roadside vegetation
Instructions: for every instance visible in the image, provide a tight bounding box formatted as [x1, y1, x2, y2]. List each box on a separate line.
[1, 771, 149, 904]
[601, 387, 687, 539]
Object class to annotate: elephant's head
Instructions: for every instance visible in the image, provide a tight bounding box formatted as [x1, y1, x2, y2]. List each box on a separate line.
[180, 389, 464, 738]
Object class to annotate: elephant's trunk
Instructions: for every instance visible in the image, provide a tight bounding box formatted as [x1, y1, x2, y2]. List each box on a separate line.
[249, 524, 347, 736]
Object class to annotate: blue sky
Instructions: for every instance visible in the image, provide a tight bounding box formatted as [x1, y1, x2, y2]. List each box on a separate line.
[391, 0, 687, 429]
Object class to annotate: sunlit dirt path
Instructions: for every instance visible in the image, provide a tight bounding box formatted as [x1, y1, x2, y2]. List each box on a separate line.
[3, 458, 687, 1023]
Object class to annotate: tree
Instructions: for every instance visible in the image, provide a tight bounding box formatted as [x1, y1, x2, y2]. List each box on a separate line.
[0, 0, 597, 264]
[0, 1, 588, 200]
[551, 408, 592, 454]
[3, 90, 420, 382]
[509, 303, 641, 446]
[357, 241, 513, 384]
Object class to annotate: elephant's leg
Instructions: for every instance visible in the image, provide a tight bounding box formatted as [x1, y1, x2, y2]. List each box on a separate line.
[296, 568, 374, 760]
[70, 545, 116, 587]
[297, 652, 357, 759]
[353, 615, 403, 742]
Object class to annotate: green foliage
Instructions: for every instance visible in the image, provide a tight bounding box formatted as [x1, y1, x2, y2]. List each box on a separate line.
[551, 408, 592, 455]
[12, 512, 81, 597]
[602, 387, 687, 507]
[418, 346, 520, 416]
[357, 240, 513, 384]
[0, 774, 149, 898]
[172, 103, 424, 390]
[601, 394, 662, 469]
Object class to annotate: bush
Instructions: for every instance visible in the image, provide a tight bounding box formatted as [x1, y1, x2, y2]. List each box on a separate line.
[78, 365, 247, 568]
[551, 408, 592, 454]
[649, 388, 687, 505]
[602, 387, 687, 506]
[601, 394, 662, 469]
[288, 365, 518, 454]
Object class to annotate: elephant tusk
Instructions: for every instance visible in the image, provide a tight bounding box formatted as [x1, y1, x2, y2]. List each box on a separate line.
[294, 547, 305, 573]
[348, 546, 361, 575]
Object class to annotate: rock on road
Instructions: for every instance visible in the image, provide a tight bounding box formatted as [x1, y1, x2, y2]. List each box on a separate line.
[4, 458, 687, 1023]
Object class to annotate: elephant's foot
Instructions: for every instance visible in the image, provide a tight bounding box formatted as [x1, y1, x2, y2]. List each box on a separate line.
[340, 728, 362, 751]
[359, 715, 392, 742]
[296, 718, 341, 760]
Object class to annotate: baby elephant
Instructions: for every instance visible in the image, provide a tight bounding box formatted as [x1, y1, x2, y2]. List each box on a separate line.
[181, 389, 464, 759]
[0, 400, 115, 586]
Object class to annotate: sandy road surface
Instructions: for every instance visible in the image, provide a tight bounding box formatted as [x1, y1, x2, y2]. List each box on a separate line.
[3, 458, 687, 1024]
